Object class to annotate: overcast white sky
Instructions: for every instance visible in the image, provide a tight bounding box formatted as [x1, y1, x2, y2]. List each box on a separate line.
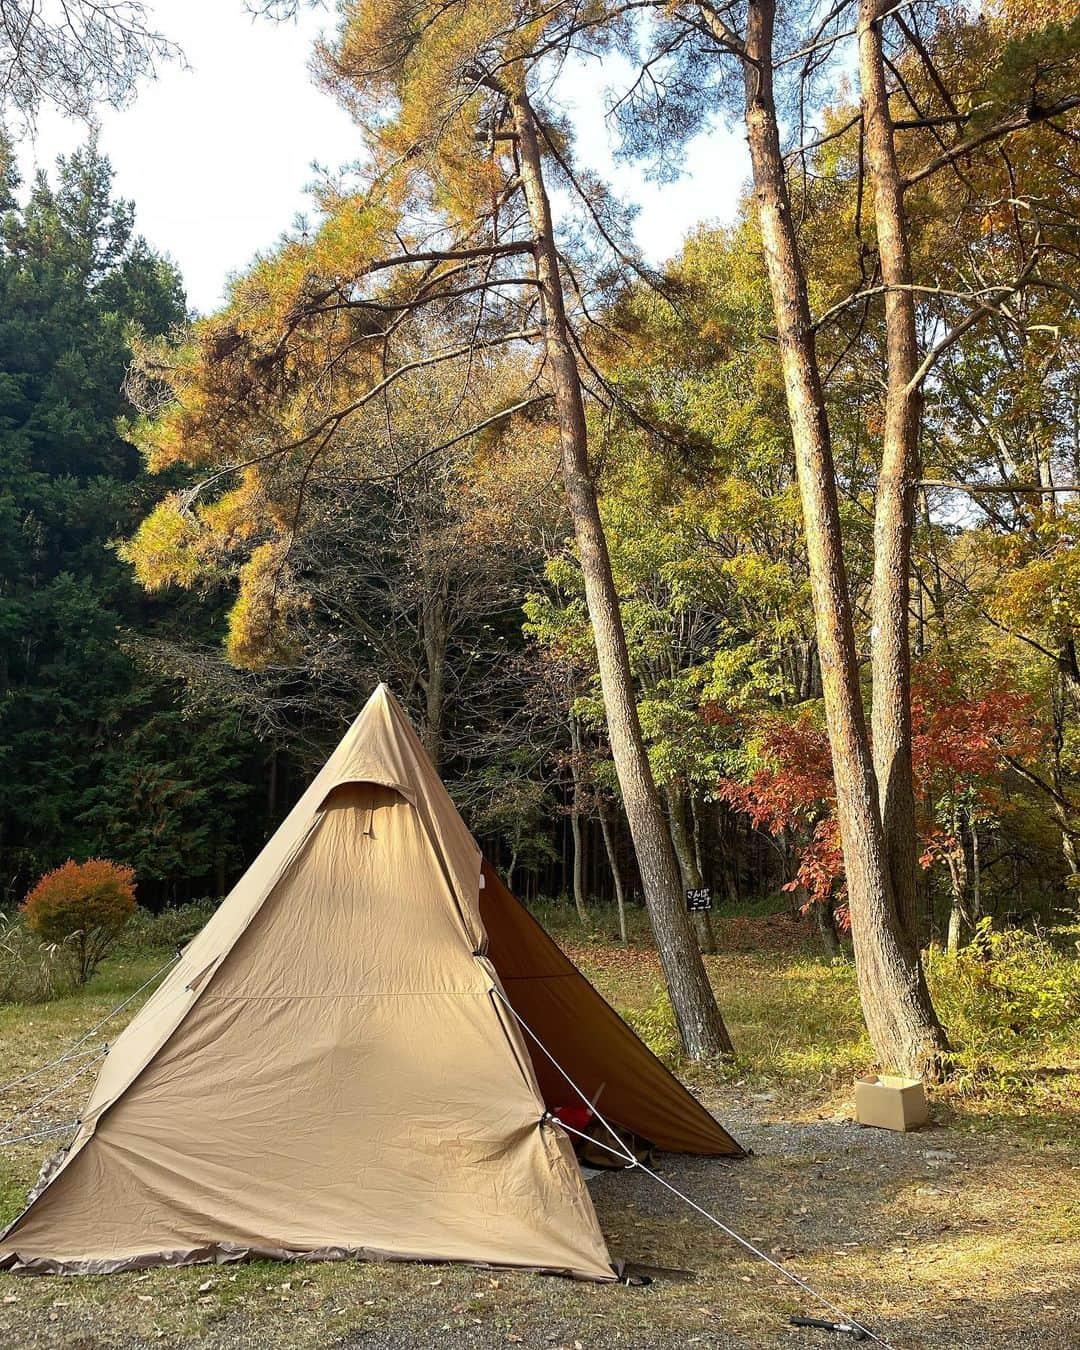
[14, 1, 749, 314]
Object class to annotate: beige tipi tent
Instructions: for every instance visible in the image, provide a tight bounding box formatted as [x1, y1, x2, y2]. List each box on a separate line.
[0, 685, 741, 1278]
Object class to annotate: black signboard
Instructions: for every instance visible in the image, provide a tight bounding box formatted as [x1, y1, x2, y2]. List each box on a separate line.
[686, 888, 712, 913]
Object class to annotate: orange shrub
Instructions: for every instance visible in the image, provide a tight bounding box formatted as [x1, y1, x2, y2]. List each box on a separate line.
[21, 859, 137, 985]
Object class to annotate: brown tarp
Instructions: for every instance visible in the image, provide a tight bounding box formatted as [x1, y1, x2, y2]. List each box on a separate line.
[480, 865, 742, 1157]
[0, 685, 740, 1279]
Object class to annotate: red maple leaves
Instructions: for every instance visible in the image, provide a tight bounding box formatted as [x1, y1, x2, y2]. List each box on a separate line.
[714, 661, 1043, 917]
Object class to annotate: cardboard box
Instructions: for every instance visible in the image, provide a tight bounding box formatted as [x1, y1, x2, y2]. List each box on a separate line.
[854, 1075, 929, 1132]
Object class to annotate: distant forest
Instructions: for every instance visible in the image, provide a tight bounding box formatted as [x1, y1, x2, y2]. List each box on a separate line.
[0, 146, 273, 905]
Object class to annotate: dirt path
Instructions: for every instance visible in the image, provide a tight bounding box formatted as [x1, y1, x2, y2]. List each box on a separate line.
[1, 1088, 1075, 1349]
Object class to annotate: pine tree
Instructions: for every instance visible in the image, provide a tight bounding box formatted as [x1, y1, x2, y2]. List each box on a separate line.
[124, 2, 735, 1058]
[0, 143, 266, 904]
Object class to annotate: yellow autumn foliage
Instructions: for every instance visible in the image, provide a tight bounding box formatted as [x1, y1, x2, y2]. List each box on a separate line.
[120, 497, 207, 592]
[121, 0, 618, 674]
[226, 541, 307, 670]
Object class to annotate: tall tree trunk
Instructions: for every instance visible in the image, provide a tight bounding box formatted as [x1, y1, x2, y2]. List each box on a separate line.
[667, 789, 717, 954]
[570, 809, 587, 920]
[859, 0, 923, 950]
[738, 0, 947, 1076]
[599, 800, 629, 946]
[568, 711, 589, 922]
[510, 80, 732, 1057]
[920, 489, 950, 648]
[690, 794, 706, 885]
[797, 638, 817, 702]
[559, 812, 568, 899]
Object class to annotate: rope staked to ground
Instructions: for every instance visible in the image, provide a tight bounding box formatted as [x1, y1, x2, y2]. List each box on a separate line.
[0, 1049, 107, 1143]
[0, 953, 180, 1100]
[0, 1121, 81, 1147]
[489, 983, 896, 1350]
[0, 953, 181, 1149]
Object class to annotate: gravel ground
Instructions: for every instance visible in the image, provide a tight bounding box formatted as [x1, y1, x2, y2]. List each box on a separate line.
[2, 1091, 1076, 1349]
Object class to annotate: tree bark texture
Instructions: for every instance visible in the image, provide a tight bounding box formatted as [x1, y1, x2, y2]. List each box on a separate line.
[740, 0, 947, 1076]
[859, 0, 923, 949]
[510, 80, 733, 1057]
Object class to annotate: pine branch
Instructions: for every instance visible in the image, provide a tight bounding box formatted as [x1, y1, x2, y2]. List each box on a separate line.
[904, 96, 1080, 188]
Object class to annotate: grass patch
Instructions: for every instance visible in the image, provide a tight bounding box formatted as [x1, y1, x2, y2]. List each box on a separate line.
[567, 934, 872, 1105]
[925, 921, 1080, 1141]
[551, 903, 1080, 1138]
[0, 946, 176, 1229]
[0, 906, 1077, 1347]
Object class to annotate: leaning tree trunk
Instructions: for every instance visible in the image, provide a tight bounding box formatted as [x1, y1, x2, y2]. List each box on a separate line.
[739, 0, 947, 1076]
[667, 789, 717, 954]
[509, 78, 733, 1057]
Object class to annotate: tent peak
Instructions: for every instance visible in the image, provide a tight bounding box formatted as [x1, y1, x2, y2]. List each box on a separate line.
[361, 681, 405, 716]
[348, 682, 396, 731]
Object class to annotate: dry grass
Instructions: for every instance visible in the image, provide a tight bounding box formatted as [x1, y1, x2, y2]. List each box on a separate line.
[562, 904, 1080, 1144]
[0, 910, 1077, 1348]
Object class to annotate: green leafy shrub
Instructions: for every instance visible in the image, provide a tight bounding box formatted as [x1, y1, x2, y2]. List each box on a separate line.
[21, 859, 137, 985]
[117, 899, 218, 956]
[0, 914, 74, 1003]
[926, 919, 1080, 1095]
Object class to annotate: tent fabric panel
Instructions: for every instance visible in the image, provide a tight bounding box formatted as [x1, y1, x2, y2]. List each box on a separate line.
[1, 780, 613, 1281]
[76, 813, 322, 1129]
[1, 687, 482, 1226]
[479, 864, 744, 1158]
[3, 1236, 607, 1281]
[4, 997, 611, 1278]
[330, 691, 484, 946]
[207, 783, 477, 1000]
